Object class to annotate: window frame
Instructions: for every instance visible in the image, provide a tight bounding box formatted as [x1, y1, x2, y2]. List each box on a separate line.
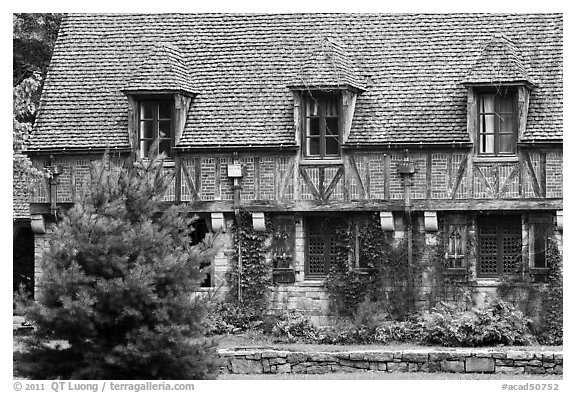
[302, 94, 342, 159]
[476, 88, 518, 157]
[137, 99, 175, 159]
[304, 215, 348, 278]
[477, 215, 522, 278]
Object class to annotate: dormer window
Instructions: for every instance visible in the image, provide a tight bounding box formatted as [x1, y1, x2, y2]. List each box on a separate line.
[304, 95, 340, 158]
[478, 88, 517, 156]
[138, 100, 174, 159]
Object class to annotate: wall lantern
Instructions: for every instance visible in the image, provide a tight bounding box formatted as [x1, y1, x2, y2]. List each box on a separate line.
[211, 212, 226, 232]
[397, 161, 416, 175]
[227, 163, 243, 178]
[30, 214, 46, 234]
[252, 212, 266, 232]
[424, 211, 438, 232]
[379, 211, 395, 231]
[556, 210, 563, 231]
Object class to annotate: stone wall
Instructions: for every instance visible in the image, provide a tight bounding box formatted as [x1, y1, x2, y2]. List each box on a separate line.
[218, 348, 563, 375]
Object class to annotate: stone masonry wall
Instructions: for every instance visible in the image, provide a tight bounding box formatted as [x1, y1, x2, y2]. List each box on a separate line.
[219, 348, 563, 376]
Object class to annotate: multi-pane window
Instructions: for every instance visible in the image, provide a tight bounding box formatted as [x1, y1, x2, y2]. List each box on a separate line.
[478, 215, 522, 277]
[304, 96, 340, 158]
[446, 224, 467, 268]
[478, 90, 516, 155]
[305, 216, 347, 277]
[139, 100, 173, 158]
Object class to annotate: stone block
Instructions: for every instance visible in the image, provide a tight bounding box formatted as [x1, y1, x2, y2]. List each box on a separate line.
[554, 353, 563, 360]
[507, 351, 533, 360]
[245, 353, 262, 360]
[287, 352, 308, 363]
[269, 357, 287, 365]
[408, 363, 420, 372]
[276, 363, 291, 374]
[441, 360, 465, 373]
[420, 362, 441, 373]
[262, 359, 271, 373]
[402, 352, 428, 363]
[553, 365, 563, 374]
[231, 358, 262, 374]
[465, 357, 495, 373]
[387, 362, 408, 372]
[307, 365, 332, 374]
[543, 362, 555, 368]
[541, 352, 555, 361]
[349, 352, 366, 360]
[525, 366, 546, 374]
[495, 366, 524, 374]
[429, 352, 451, 362]
[364, 352, 394, 362]
[292, 364, 307, 374]
[309, 352, 338, 362]
[527, 359, 543, 366]
[495, 359, 515, 367]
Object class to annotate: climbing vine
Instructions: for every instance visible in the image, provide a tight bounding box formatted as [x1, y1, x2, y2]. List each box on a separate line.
[324, 213, 428, 321]
[540, 238, 563, 345]
[227, 210, 272, 313]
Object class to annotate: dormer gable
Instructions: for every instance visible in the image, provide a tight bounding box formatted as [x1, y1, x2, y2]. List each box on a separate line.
[462, 33, 536, 88]
[462, 34, 537, 156]
[288, 37, 367, 159]
[121, 42, 197, 159]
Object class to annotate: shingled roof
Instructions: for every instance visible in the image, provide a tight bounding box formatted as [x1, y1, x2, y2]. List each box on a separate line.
[289, 36, 366, 91]
[123, 41, 198, 95]
[462, 33, 537, 87]
[29, 13, 563, 151]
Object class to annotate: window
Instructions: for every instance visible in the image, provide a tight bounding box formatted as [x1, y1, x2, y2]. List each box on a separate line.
[478, 89, 516, 155]
[477, 215, 522, 277]
[139, 100, 173, 158]
[446, 224, 467, 268]
[304, 96, 340, 158]
[305, 216, 347, 277]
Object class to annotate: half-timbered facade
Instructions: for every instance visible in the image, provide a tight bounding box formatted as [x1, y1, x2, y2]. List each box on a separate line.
[26, 14, 562, 323]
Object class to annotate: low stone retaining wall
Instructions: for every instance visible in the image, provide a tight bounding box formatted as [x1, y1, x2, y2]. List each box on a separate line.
[218, 348, 563, 375]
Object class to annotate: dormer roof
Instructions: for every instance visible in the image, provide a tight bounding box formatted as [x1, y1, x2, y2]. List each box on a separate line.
[122, 41, 197, 95]
[288, 36, 366, 92]
[462, 33, 537, 88]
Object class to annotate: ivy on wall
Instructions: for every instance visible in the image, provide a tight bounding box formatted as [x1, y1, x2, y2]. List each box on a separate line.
[540, 238, 563, 345]
[226, 210, 272, 313]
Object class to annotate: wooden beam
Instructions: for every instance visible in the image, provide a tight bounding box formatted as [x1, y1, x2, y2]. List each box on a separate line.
[498, 163, 520, 197]
[450, 155, 468, 199]
[174, 155, 181, 202]
[278, 156, 295, 201]
[299, 166, 322, 200]
[348, 155, 366, 199]
[540, 152, 547, 198]
[214, 157, 221, 200]
[181, 160, 199, 201]
[32, 197, 563, 215]
[254, 156, 260, 200]
[383, 154, 390, 200]
[524, 152, 541, 197]
[323, 167, 344, 201]
[474, 164, 493, 194]
[426, 153, 432, 199]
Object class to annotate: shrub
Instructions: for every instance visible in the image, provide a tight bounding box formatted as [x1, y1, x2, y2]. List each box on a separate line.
[270, 311, 318, 343]
[203, 302, 262, 336]
[374, 317, 426, 343]
[421, 300, 534, 347]
[14, 152, 220, 379]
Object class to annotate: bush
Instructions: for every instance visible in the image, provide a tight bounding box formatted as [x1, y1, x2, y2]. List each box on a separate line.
[421, 300, 534, 347]
[203, 302, 263, 335]
[270, 311, 318, 343]
[374, 317, 426, 343]
[14, 152, 220, 379]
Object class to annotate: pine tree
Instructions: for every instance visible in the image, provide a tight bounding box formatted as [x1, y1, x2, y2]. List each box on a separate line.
[15, 152, 220, 379]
